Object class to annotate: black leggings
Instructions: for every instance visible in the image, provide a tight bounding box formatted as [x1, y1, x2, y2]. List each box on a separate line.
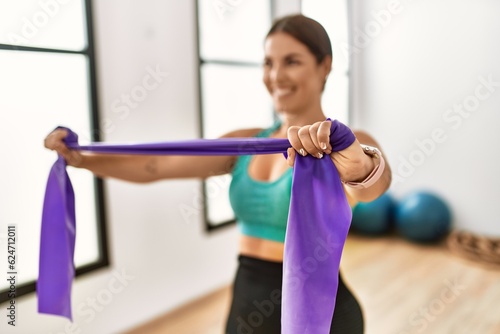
[225, 255, 364, 334]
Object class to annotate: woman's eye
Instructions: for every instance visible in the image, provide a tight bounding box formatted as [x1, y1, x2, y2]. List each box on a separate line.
[287, 59, 299, 65]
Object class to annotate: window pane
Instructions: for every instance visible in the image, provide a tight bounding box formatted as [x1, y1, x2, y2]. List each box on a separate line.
[0, 0, 87, 51]
[201, 63, 274, 225]
[0, 50, 99, 290]
[201, 64, 274, 138]
[303, 0, 350, 123]
[198, 0, 271, 63]
[205, 174, 234, 225]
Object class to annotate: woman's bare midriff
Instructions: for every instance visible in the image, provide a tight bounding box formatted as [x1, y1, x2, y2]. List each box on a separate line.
[239, 235, 285, 262]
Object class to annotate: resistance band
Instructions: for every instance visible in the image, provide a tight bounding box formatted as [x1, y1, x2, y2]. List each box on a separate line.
[39, 120, 355, 333]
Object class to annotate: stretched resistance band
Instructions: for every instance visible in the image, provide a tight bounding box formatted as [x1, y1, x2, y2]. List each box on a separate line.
[39, 120, 355, 333]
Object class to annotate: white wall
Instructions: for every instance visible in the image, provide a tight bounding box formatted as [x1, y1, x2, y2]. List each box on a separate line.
[350, 0, 500, 237]
[274, 0, 301, 17]
[5, 1, 240, 333]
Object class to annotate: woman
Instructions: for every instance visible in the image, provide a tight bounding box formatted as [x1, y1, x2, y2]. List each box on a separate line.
[45, 14, 391, 334]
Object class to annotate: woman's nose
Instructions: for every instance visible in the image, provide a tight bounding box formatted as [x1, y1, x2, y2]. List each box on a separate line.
[270, 64, 285, 83]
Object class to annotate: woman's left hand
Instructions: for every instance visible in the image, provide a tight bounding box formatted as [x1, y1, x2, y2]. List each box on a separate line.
[286, 120, 374, 183]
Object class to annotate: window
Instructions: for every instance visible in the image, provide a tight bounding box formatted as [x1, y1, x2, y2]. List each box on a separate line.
[0, 0, 109, 302]
[196, 0, 351, 231]
[196, 0, 275, 230]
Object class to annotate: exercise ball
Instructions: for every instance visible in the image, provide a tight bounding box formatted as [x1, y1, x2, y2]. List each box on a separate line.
[351, 192, 395, 235]
[395, 191, 452, 243]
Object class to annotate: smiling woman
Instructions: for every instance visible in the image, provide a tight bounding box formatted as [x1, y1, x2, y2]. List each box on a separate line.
[41, 5, 391, 334]
[224, 15, 390, 333]
[43, 11, 391, 334]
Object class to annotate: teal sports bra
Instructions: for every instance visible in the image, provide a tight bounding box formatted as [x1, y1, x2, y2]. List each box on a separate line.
[229, 123, 292, 243]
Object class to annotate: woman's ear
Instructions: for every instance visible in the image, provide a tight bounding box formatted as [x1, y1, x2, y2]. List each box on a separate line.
[320, 55, 333, 91]
[321, 55, 333, 78]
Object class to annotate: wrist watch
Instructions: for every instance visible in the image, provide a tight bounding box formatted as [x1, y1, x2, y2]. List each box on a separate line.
[343, 144, 386, 189]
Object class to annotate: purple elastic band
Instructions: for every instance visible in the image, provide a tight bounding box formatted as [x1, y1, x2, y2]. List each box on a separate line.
[39, 120, 355, 333]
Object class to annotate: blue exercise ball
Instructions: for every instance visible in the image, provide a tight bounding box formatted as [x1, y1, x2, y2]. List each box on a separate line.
[395, 191, 452, 243]
[351, 192, 395, 235]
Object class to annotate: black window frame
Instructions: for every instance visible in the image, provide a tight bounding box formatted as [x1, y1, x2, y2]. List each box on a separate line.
[194, 0, 276, 232]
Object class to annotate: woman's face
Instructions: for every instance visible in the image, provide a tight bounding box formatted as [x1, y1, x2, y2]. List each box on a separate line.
[263, 32, 329, 114]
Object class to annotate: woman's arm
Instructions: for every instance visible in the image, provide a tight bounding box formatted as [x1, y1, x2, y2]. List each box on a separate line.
[44, 127, 262, 183]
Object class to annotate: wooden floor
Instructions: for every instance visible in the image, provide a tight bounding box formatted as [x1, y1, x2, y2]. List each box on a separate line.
[125, 234, 500, 334]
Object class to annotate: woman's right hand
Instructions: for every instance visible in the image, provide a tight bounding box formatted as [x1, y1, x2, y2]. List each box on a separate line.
[44, 128, 84, 167]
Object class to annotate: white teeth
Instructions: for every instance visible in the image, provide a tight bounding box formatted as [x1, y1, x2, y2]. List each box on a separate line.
[275, 88, 293, 97]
